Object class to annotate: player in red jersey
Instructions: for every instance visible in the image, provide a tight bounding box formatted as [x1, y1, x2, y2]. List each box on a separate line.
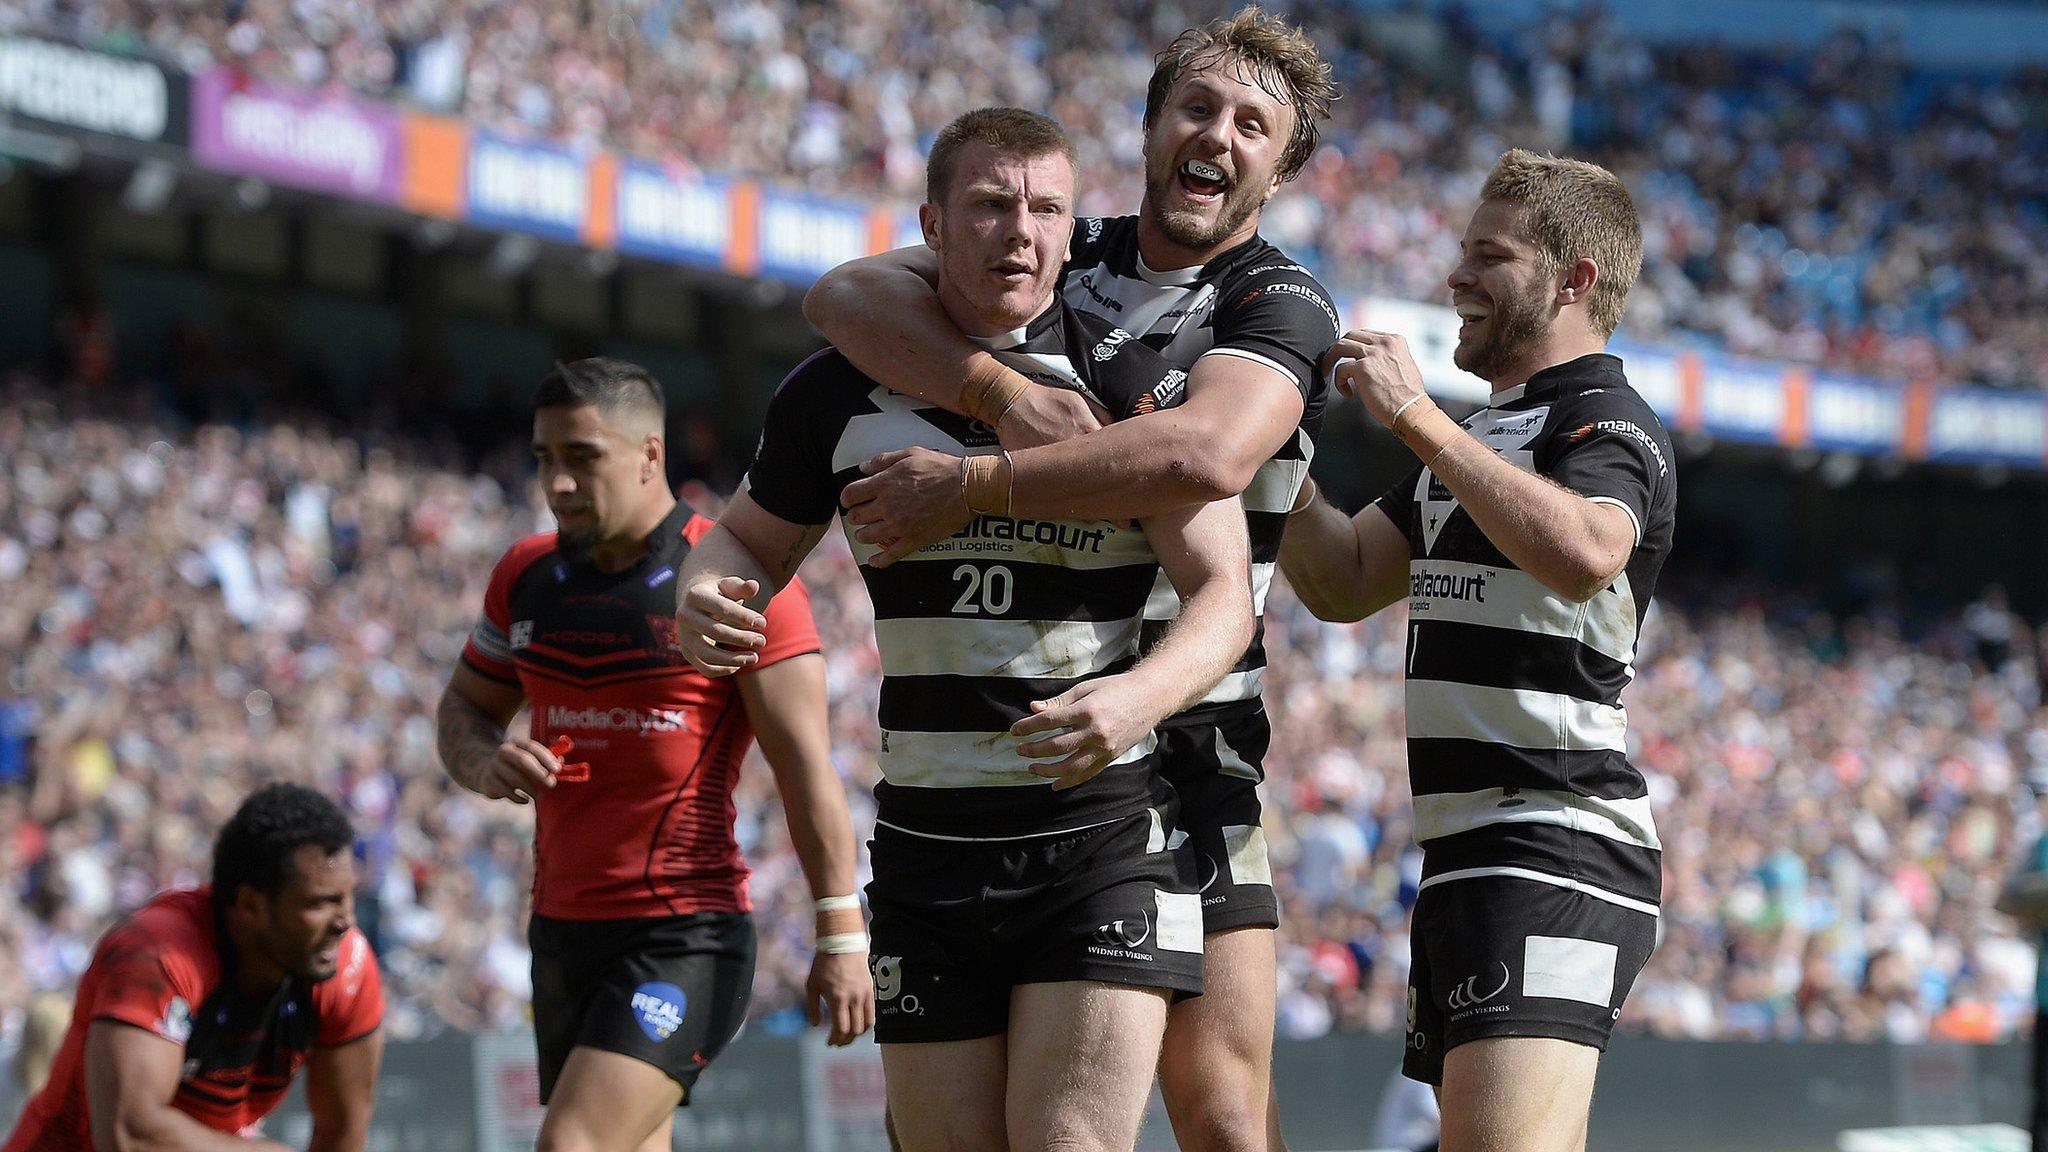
[5, 783, 383, 1152]
[436, 358, 873, 1152]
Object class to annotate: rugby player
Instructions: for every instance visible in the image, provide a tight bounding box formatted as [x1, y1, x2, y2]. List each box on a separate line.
[4, 784, 382, 1152]
[436, 358, 873, 1152]
[802, 11, 1341, 1149]
[1279, 150, 1673, 1152]
[676, 107, 1253, 1152]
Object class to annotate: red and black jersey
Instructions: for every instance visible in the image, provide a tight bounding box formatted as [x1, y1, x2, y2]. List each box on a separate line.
[4, 889, 382, 1151]
[460, 499, 822, 920]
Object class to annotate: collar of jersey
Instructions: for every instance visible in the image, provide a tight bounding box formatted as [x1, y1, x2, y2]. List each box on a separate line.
[563, 498, 694, 570]
[1132, 250, 1208, 287]
[963, 299, 1063, 352]
[1488, 352, 1626, 409]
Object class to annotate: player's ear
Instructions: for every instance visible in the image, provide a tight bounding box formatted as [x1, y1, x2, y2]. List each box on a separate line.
[642, 433, 663, 478]
[1559, 257, 1599, 308]
[230, 881, 268, 925]
[919, 202, 942, 251]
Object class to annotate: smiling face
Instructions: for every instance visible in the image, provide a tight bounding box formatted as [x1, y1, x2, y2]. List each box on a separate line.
[532, 403, 660, 553]
[1141, 51, 1295, 259]
[924, 140, 1076, 336]
[1447, 198, 1561, 384]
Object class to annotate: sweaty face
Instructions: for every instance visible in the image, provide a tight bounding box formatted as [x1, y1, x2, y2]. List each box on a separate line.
[1142, 53, 1295, 256]
[926, 142, 1075, 336]
[1447, 198, 1557, 382]
[261, 845, 355, 982]
[533, 404, 655, 552]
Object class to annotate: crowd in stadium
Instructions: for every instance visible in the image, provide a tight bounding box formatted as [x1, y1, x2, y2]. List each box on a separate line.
[17, 0, 2047, 390]
[1, 373, 2042, 1057]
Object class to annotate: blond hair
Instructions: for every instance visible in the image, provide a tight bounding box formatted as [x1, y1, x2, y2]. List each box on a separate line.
[1480, 149, 1643, 337]
[1144, 6, 1339, 183]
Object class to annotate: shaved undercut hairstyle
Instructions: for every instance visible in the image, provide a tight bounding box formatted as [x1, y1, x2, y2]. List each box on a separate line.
[926, 106, 1077, 204]
[1144, 5, 1339, 183]
[533, 357, 666, 439]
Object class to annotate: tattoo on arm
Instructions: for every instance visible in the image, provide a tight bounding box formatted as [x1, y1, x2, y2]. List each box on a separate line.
[436, 692, 504, 790]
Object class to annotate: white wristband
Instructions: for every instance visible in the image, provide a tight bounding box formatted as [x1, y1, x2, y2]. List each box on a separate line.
[814, 894, 862, 914]
[817, 932, 869, 955]
[1388, 392, 1428, 428]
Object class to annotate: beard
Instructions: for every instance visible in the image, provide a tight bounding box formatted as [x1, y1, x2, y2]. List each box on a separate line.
[555, 521, 600, 555]
[1144, 163, 1267, 253]
[1453, 288, 1551, 382]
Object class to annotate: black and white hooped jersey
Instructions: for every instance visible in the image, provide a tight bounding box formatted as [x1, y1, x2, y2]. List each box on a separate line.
[744, 302, 1193, 841]
[1063, 216, 1339, 720]
[1374, 354, 1677, 913]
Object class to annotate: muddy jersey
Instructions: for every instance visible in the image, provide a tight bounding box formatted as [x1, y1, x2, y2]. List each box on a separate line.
[461, 501, 822, 919]
[5, 888, 381, 1150]
[1373, 354, 1676, 912]
[1062, 215, 1338, 721]
[744, 301, 1192, 840]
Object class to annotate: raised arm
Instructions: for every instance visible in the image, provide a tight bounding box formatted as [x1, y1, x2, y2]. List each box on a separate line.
[85, 1021, 294, 1152]
[802, 247, 1100, 448]
[736, 652, 875, 1046]
[674, 492, 828, 676]
[304, 1030, 384, 1152]
[1278, 479, 1413, 623]
[1011, 497, 1253, 789]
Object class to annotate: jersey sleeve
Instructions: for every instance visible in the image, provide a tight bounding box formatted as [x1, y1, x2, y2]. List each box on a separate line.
[461, 537, 550, 683]
[1063, 215, 1115, 275]
[1081, 326, 1190, 422]
[85, 914, 209, 1044]
[1371, 464, 1424, 540]
[750, 575, 824, 669]
[742, 362, 843, 526]
[1542, 392, 1674, 547]
[313, 930, 384, 1046]
[1205, 263, 1342, 399]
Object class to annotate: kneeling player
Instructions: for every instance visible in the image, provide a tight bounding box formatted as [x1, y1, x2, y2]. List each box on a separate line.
[4, 784, 383, 1152]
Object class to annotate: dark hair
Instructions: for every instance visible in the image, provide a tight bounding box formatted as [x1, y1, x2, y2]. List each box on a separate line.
[1143, 6, 1339, 184]
[211, 783, 355, 908]
[925, 107, 1077, 204]
[533, 357, 665, 435]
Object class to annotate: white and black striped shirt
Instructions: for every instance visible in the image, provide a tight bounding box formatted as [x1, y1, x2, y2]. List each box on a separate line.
[1063, 216, 1339, 720]
[744, 302, 1189, 840]
[1374, 354, 1677, 913]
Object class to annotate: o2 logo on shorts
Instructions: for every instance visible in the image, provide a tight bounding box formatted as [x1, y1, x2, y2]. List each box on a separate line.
[870, 955, 903, 1002]
[630, 982, 688, 1042]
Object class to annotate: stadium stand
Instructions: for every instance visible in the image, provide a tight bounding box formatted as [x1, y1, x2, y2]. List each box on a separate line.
[9, 0, 2044, 389]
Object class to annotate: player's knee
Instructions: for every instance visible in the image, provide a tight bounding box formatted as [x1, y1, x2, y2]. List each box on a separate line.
[1178, 1099, 1271, 1152]
[534, 1132, 597, 1152]
[1035, 1135, 1127, 1152]
[534, 1117, 623, 1152]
